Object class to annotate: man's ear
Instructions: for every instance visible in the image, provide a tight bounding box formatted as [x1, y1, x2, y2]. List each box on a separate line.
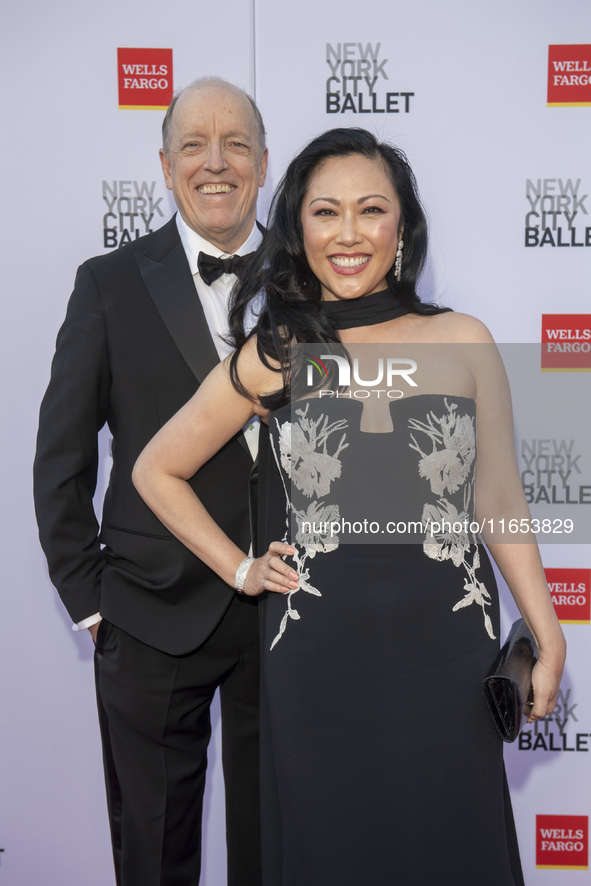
[259, 148, 269, 188]
[159, 149, 173, 191]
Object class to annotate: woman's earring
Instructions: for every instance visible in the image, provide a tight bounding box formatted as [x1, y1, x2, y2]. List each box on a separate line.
[394, 238, 404, 282]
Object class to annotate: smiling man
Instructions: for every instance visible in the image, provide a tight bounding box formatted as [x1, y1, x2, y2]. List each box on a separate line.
[161, 83, 266, 251]
[33, 78, 267, 886]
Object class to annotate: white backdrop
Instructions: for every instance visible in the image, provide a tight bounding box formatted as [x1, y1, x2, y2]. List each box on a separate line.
[1, 0, 590, 882]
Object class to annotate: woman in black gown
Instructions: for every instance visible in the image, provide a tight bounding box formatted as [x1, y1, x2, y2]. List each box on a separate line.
[133, 128, 565, 885]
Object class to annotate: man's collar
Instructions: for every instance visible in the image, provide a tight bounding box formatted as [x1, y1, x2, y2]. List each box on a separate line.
[175, 213, 263, 277]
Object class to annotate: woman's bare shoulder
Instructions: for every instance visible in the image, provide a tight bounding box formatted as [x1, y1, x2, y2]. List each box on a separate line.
[415, 310, 496, 344]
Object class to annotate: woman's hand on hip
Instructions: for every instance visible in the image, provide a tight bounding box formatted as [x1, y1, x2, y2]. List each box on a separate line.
[242, 542, 299, 596]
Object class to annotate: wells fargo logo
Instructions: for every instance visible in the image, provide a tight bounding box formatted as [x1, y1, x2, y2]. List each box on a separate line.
[548, 45, 591, 107]
[541, 314, 591, 371]
[536, 815, 588, 869]
[117, 48, 173, 110]
[545, 568, 590, 624]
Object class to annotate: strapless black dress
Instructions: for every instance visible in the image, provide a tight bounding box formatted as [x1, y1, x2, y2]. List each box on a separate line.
[258, 394, 524, 886]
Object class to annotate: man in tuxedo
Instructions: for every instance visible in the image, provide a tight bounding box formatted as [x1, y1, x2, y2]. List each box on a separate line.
[33, 77, 267, 886]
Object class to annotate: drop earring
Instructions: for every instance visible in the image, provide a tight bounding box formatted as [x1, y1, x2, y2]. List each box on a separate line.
[394, 238, 404, 282]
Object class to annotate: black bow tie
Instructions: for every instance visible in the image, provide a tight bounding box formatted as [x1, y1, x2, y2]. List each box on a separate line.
[197, 251, 253, 286]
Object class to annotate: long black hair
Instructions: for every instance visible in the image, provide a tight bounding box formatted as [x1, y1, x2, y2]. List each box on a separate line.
[229, 127, 444, 410]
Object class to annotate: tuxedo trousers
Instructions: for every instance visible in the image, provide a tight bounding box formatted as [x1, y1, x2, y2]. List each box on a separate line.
[94, 593, 261, 886]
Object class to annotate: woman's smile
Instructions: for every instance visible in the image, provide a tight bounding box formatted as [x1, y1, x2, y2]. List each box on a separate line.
[327, 253, 372, 274]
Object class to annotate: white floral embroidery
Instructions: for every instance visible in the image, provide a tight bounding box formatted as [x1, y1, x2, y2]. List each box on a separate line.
[409, 400, 476, 511]
[410, 399, 495, 639]
[422, 500, 471, 568]
[270, 403, 347, 649]
[277, 411, 348, 498]
[293, 501, 341, 557]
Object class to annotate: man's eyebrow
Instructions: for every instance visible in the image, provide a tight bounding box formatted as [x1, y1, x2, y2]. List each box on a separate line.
[179, 131, 251, 141]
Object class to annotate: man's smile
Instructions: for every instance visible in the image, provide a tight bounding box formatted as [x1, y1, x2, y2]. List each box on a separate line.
[197, 183, 237, 194]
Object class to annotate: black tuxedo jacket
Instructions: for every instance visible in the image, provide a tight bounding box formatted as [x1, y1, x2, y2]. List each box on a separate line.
[34, 216, 255, 655]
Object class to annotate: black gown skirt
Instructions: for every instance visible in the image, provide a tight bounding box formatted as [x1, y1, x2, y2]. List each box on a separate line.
[257, 395, 524, 886]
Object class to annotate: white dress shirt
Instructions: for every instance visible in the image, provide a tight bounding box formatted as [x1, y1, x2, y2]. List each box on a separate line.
[74, 214, 262, 632]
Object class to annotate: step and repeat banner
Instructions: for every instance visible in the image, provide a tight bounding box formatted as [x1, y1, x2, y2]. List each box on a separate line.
[1, 0, 589, 883]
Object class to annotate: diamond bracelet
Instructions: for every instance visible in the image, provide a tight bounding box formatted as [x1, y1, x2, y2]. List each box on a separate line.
[234, 556, 255, 594]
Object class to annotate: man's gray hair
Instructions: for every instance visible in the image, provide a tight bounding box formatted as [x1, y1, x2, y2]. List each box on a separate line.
[161, 77, 266, 157]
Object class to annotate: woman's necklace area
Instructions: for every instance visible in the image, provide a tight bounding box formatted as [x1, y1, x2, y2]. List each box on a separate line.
[318, 288, 410, 330]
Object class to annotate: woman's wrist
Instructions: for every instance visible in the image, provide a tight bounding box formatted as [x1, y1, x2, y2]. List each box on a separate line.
[537, 640, 567, 664]
[534, 626, 567, 665]
[234, 556, 255, 593]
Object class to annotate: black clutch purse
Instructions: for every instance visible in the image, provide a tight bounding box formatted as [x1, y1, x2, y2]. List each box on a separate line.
[481, 618, 539, 743]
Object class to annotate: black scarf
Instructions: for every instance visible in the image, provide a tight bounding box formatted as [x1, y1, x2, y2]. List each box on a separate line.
[318, 288, 410, 329]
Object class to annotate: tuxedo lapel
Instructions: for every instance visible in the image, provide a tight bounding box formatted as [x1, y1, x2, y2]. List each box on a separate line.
[135, 222, 251, 458]
[135, 242, 220, 386]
